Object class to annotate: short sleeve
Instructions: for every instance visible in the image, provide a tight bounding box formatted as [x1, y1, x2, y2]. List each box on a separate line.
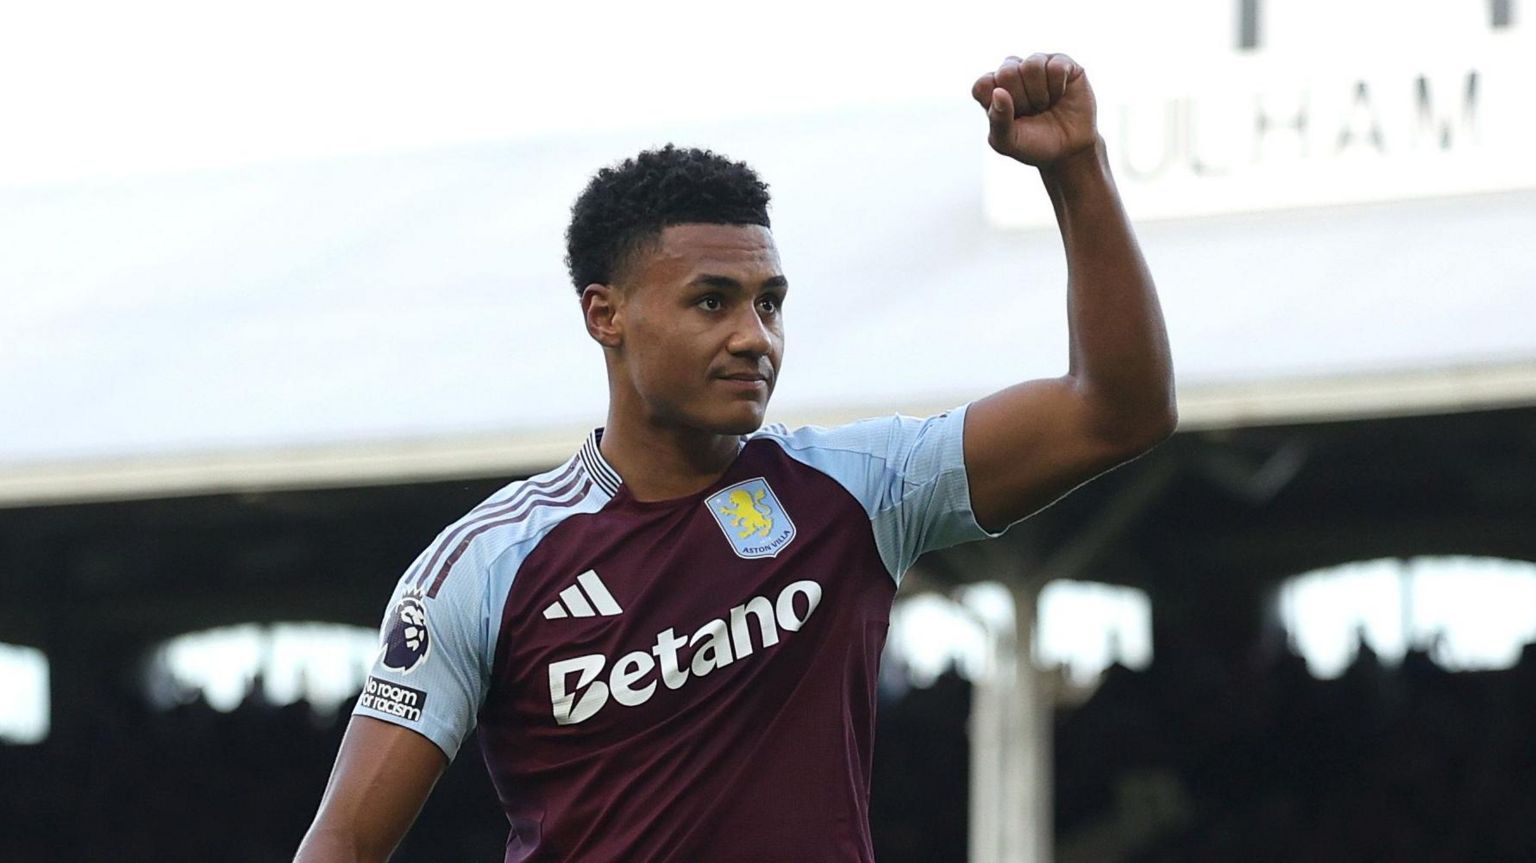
[755, 401, 1006, 585]
[352, 544, 492, 761]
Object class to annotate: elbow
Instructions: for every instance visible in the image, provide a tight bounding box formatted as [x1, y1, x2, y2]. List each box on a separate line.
[1148, 405, 1179, 443]
[1128, 385, 1179, 449]
[1138, 408, 1180, 450]
[1076, 375, 1178, 453]
[1105, 406, 1178, 456]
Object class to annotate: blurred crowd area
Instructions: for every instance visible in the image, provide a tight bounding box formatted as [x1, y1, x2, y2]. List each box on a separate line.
[5, 643, 1536, 862]
[0, 682, 503, 862]
[0, 672, 968, 863]
[1057, 642, 1536, 863]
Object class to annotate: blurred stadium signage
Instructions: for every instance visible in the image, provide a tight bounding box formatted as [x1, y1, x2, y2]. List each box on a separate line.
[986, 1, 1534, 226]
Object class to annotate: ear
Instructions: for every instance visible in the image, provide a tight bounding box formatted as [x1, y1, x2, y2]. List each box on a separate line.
[581, 283, 623, 349]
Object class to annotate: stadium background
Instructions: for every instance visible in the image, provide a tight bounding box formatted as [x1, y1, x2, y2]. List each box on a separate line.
[3, 1, 1535, 860]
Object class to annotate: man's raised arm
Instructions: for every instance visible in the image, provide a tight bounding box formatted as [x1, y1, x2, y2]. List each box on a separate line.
[962, 52, 1177, 533]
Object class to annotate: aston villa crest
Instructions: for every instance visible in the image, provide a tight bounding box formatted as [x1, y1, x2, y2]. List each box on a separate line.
[706, 477, 797, 559]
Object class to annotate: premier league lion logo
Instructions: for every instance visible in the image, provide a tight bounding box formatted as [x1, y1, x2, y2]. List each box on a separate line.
[380, 594, 431, 673]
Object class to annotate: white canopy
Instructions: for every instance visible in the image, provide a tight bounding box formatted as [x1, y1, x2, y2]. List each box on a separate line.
[5, 104, 1534, 504]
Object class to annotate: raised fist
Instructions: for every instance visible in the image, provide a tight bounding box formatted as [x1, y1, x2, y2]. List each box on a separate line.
[971, 53, 1098, 168]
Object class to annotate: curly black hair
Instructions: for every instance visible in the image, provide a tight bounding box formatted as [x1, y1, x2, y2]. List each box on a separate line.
[564, 144, 772, 294]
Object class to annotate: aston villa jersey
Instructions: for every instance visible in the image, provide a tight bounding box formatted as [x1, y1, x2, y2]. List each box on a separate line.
[354, 403, 1004, 862]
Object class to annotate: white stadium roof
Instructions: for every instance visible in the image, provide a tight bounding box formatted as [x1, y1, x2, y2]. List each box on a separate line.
[4, 103, 1535, 506]
[6, 0, 1533, 506]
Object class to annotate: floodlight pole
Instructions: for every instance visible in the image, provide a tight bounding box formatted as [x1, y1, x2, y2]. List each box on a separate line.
[966, 547, 1053, 863]
[954, 450, 1175, 862]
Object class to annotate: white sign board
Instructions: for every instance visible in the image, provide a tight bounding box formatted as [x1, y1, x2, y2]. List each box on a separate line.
[986, 0, 1535, 226]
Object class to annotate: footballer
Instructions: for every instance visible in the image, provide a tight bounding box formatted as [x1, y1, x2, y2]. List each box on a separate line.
[296, 52, 1176, 862]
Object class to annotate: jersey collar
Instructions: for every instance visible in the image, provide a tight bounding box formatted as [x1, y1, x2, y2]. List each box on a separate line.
[576, 428, 623, 497]
[577, 427, 767, 500]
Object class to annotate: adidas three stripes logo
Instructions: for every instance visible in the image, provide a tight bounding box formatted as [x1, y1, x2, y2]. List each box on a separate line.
[543, 570, 623, 619]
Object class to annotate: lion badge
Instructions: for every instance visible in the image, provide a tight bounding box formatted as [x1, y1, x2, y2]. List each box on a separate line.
[706, 478, 797, 559]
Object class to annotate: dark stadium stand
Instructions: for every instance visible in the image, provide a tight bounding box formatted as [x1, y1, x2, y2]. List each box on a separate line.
[5, 639, 1536, 861]
[0, 669, 970, 862]
[5, 406, 1536, 861]
[1056, 642, 1536, 862]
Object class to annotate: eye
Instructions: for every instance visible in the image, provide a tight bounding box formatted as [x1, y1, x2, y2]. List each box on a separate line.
[697, 295, 723, 312]
[758, 294, 783, 314]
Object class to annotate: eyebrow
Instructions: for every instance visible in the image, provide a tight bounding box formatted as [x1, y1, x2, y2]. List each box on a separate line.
[689, 274, 789, 291]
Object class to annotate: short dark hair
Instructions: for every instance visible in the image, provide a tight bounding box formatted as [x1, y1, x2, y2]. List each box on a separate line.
[564, 144, 772, 294]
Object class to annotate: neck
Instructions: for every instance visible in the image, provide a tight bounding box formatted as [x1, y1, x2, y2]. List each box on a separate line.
[599, 402, 744, 503]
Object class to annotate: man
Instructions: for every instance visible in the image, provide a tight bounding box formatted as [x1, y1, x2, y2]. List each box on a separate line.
[296, 52, 1175, 862]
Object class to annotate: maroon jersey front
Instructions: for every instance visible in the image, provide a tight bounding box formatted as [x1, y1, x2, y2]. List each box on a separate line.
[355, 406, 1001, 861]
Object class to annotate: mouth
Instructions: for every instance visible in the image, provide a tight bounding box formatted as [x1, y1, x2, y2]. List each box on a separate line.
[716, 373, 771, 393]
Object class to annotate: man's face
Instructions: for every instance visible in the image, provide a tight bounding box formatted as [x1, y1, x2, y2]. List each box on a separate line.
[602, 223, 786, 435]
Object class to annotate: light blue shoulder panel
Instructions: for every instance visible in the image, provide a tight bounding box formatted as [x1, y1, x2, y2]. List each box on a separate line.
[352, 457, 611, 759]
[750, 401, 1005, 585]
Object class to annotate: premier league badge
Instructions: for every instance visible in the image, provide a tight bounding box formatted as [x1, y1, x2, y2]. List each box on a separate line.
[380, 592, 431, 674]
[707, 477, 797, 559]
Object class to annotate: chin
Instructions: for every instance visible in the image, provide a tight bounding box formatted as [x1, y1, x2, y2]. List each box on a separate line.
[719, 412, 766, 436]
[706, 402, 768, 436]
[722, 419, 764, 436]
[657, 394, 770, 437]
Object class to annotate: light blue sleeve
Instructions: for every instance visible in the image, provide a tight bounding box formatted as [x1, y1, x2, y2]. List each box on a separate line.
[758, 401, 1008, 585]
[352, 542, 492, 761]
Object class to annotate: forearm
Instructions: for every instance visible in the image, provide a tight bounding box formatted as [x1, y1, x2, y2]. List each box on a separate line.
[295, 807, 402, 863]
[293, 716, 444, 863]
[294, 827, 370, 863]
[1041, 136, 1177, 440]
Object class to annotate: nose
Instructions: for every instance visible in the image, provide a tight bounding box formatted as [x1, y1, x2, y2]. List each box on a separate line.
[726, 302, 774, 358]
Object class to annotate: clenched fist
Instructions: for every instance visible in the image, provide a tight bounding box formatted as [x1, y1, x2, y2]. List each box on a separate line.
[971, 53, 1098, 168]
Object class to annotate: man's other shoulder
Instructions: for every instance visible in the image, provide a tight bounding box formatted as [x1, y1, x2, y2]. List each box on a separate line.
[747, 405, 967, 461]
